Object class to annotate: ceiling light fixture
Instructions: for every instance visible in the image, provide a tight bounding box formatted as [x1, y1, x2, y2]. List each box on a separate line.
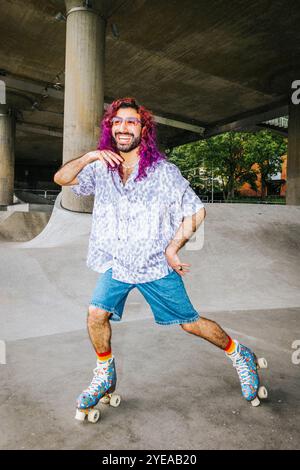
[31, 101, 39, 110]
[111, 23, 120, 39]
[53, 74, 63, 90]
[54, 12, 66, 22]
[83, 0, 93, 8]
[42, 87, 49, 99]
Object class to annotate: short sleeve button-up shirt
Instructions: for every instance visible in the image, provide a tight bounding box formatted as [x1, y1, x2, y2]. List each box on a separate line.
[72, 159, 204, 283]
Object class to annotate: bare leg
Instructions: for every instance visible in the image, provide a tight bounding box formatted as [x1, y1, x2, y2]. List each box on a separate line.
[75, 306, 116, 414]
[180, 317, 267, 405]
[181, 317, 230, 350]
[87, 306, 112, 353]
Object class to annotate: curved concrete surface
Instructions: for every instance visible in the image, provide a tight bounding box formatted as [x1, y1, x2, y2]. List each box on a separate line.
[1, 198, 300, 449]
[0, 211, 51, 242]
[19, 193, 92, 248]
[1, 196, 300, 341]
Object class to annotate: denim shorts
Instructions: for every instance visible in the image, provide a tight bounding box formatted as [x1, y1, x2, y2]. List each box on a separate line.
[90, 268, 200, 326]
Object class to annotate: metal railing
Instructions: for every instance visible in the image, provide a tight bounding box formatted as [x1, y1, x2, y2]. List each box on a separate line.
[203, 196, 285, 204]
[263, 116, 288, 128]
[15, 189, 60, 202]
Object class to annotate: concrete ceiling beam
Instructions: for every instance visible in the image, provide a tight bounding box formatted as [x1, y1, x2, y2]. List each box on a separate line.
[3, 76, 64, 100]
[16, 123, 63, 138]
[5, 75, 205, 135]
[205, 102, 288, 137]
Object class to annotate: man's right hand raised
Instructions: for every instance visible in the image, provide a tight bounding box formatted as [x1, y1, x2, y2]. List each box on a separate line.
[87, 150, 124, 168]
[54, 149, 124, 186]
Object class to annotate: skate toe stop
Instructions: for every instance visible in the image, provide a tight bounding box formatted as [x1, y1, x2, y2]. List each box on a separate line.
[75, 409, 86, 421]
[251, 397, 260, 407]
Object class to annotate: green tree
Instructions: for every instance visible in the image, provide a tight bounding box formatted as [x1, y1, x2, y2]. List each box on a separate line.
[169, 132, 256, 200]
[203, 132, 257, 200]
[168, 130, 287, 201]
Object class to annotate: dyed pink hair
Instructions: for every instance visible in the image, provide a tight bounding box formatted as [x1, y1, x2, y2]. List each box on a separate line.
[97, 97, 166, 181]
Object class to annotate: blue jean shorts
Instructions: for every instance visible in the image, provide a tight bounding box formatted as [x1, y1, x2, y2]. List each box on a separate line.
[90, 268, 200, 326]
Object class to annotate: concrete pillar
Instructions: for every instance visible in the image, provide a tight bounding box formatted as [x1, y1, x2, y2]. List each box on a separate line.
[287, 102, 300, 205]
[0, 105, 15, 206]
[62, 1, 106, 212]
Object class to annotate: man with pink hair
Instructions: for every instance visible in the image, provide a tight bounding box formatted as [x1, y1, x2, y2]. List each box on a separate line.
[54, 97, 267, 423]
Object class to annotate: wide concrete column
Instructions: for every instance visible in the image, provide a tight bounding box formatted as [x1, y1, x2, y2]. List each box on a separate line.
[287, 102, 300, 205]
[62, 1, 106, 212]
[0, 105, 15, 206]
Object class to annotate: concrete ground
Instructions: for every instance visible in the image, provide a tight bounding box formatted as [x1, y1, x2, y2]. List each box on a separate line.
[0, 196, 300, 449]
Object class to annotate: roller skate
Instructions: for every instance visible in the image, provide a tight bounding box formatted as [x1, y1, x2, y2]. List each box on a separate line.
[75, 357, 121, 423]
[227, 341, 268, 407]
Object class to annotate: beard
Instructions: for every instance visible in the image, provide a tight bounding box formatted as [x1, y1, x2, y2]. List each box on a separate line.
[112, 133, 142, 153]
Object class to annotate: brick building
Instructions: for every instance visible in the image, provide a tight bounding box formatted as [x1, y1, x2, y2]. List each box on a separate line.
[239, 155, 287, 197]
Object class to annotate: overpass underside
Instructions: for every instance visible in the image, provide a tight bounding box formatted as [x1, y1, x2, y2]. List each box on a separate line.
[0, 0, 300, 209]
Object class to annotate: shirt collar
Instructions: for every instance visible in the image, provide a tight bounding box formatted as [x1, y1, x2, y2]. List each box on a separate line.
[113, 162, 139, 191]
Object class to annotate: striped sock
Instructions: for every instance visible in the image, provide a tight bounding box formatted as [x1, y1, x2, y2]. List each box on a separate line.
[225, 337, 237, 354]
[96, 349, 112, 362]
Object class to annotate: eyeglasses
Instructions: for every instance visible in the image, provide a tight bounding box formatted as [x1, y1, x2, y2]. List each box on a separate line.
[110, 117, 142, 127]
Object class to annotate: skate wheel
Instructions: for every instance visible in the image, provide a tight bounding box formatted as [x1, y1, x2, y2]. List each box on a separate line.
[109, 393, 121, 408]
[75, 409, 86, 422]
[258, 386, 268, 399]
[251, 397, 260, 407]
[100, 394, 111, 405]
[87, 408, 100, 423]
[257, 357, 268, 369]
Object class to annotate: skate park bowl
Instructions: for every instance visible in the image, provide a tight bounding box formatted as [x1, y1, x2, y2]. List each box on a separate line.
[1, 195, 300, 449]
[0, 211, 51, 242]
[0, 191, 53, 242]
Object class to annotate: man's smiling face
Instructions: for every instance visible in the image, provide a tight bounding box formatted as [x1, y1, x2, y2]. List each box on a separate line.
[111, 107, 142, 153]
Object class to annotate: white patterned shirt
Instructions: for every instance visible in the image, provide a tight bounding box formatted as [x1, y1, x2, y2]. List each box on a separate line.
[72, 159, 204, 283]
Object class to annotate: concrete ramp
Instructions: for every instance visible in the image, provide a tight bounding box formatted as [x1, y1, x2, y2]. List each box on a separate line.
[184, 203, 300, 313]
[1, 200, 300, 450]
[19, 193, 92, 248]
[0, 211, 51, 242]
[1, 198, 300, 342]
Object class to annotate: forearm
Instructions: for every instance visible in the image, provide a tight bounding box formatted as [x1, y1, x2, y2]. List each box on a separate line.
[167, 207, 206, 252]
[54, 152, 97, 185]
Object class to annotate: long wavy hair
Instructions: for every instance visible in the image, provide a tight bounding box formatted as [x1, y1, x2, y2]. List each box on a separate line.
[97, 97, 166, 181]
